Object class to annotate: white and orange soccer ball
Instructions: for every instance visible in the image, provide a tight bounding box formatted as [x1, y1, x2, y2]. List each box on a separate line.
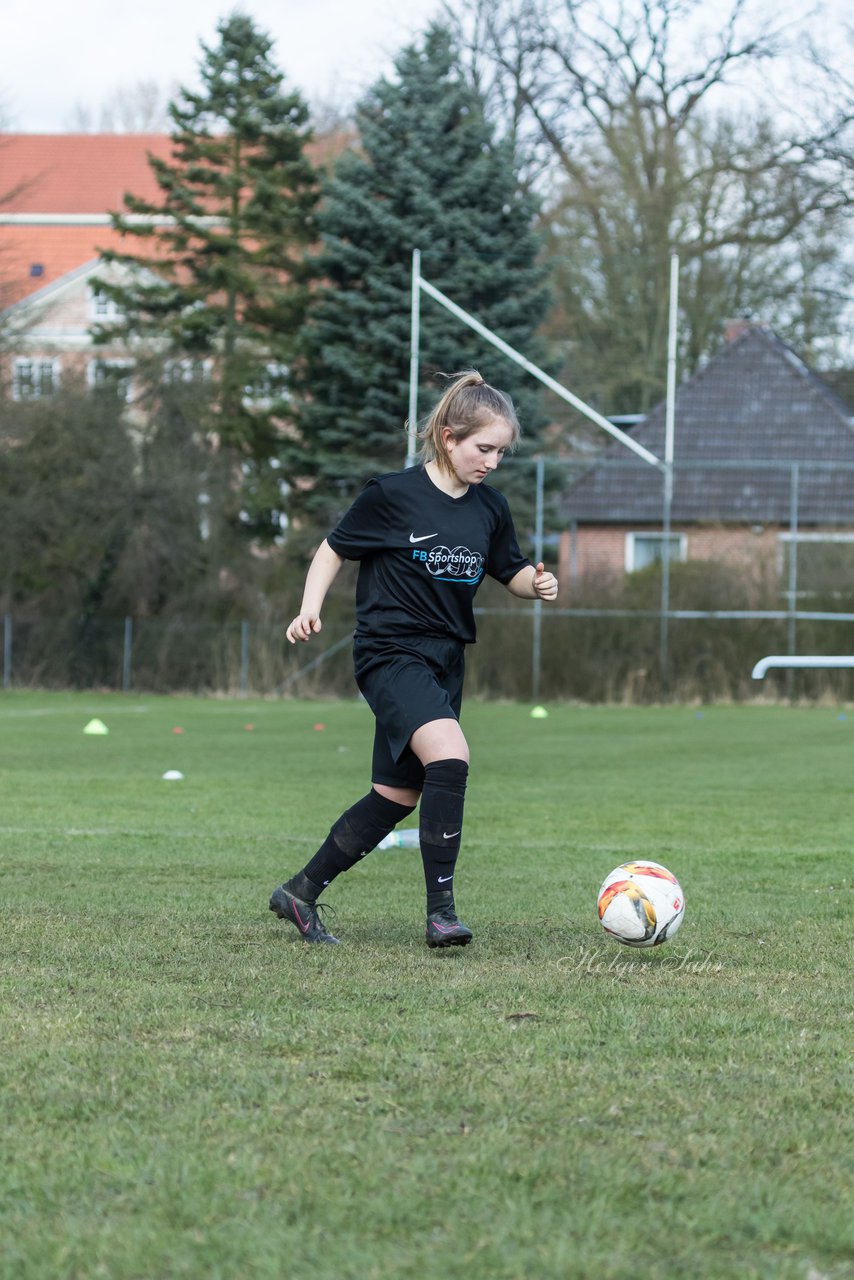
[597, 861, 685, 948]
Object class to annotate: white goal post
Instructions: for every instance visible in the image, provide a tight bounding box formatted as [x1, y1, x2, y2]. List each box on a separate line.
[406, 248, 662, 470]
[752, 655, 854, 679]
[406, 247, 680, 698]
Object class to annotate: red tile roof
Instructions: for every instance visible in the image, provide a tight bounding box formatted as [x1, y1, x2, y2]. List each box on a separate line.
[0, 225, 137, 307]
[1, 130, 349, 311]
[1, 134, 174, 213]
[0, 134, 176, 307]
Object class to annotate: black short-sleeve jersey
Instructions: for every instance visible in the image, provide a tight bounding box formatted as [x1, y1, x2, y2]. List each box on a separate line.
[327, 466, 530, 643]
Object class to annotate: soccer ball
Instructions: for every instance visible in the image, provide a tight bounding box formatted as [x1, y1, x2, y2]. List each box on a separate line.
[597, 860, 685, 947]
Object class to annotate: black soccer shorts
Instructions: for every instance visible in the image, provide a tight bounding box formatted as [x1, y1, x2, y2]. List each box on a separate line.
[353, 634, 466, 791]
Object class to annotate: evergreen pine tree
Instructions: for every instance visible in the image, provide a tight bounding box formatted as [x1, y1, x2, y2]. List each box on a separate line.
[95, 13, 319, 540]
[290, 24, 550, 533]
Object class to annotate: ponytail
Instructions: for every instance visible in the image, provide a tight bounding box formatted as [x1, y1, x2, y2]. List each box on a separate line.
[416, 371, 521, 473]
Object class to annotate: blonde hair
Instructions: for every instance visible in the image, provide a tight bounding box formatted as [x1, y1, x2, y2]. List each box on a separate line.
[416, 370, 521, 474]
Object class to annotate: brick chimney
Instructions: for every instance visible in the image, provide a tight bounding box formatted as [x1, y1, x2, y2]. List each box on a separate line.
[724, 317, 751, 343]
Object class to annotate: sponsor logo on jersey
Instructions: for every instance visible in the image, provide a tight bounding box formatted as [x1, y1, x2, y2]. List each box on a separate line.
[411, 543, 484, 583]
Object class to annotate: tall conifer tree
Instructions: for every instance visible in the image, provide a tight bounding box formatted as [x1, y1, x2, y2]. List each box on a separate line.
[95, 13, 319, 539]
[290, 24, 550, 532]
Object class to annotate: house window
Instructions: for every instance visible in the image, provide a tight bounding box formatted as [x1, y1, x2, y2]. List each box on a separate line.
[164, 358, 213, 384]
[625, 532, 687, 573]
[90, 287, 123, 321]
[89, 358, 134, 401]
[12, 358, 59, 400]
[243, 361, 290, 407]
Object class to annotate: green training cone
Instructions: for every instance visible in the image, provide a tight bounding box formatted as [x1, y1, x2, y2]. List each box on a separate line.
[530, 705, 548, 719]
[83, 718, 109, 735]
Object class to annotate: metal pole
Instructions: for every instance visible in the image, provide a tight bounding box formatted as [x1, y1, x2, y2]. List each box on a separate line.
[660, 468, 673, 692]
[787, 463, 799, 699]
[532, 457, 544, 702]
[659, 254, 679, 692]
[240, 620, 250, 694]
[3, 614, 11, 689]
[122, 616, 133, 692]
[753, 655, 854, 679]
[407, 248, 422, 468]
[664, 254, 679, 468]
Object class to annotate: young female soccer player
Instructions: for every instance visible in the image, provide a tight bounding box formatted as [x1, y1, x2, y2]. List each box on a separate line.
[270, 371, 558, 946]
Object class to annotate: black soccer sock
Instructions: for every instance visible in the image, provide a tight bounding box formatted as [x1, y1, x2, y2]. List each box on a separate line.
[295, 790, 416, 894]
[419, 758, 468, 909]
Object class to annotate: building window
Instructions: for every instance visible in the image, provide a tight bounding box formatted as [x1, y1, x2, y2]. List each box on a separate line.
[12, 358, 59, 400]
[163, 358, 213, 384]
[243, 361, 290, 407]
[89, 358, 134, 401]
[625, 532, 687, 573]
[90, 287, 123, 321]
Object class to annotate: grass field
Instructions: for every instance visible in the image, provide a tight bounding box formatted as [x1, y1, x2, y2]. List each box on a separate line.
[1, 691, 852, 1280]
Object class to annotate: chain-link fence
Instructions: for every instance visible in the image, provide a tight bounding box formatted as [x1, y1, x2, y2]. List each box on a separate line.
[5, 455, 854, 702]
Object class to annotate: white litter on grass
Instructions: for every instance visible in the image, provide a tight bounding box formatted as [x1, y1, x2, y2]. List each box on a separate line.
[162, 770, 184, 781]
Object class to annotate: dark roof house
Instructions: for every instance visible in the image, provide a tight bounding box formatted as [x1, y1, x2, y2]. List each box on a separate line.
[565, 326, 854, 527]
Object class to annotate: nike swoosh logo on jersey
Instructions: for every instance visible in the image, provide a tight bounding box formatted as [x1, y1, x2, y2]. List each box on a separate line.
[409, 532, 437, 543]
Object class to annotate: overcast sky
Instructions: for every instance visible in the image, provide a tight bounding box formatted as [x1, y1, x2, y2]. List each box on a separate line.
[2, 0, 444, 132]
[3, 0, 851, 134]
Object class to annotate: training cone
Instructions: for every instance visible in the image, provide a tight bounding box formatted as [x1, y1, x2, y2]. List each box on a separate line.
[83, 718, 109, 735]
[162, 770, 184, 781]
[530, 705, 548, 719]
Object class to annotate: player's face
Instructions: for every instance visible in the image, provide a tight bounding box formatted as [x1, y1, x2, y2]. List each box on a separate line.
[444, 418, 514, 486]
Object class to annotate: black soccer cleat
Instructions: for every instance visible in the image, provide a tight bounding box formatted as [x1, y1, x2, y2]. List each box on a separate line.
[269, 884, 340, 944]
[425, 905, 473, 949]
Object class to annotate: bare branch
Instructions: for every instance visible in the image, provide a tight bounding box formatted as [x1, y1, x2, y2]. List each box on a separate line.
[446, 0, 853, 408]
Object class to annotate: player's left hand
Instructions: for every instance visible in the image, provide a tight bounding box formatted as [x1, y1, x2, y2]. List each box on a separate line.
[533, 562, 558, 601]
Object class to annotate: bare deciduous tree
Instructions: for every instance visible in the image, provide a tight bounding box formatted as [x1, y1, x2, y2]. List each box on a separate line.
[66, 80, 176, 133]
[446, 0, 853, 414]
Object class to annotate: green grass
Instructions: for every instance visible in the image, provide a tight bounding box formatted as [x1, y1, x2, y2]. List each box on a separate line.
[1, 691, 852, 1280]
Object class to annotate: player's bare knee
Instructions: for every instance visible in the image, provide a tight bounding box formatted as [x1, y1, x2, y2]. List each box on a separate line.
[372, 782, 421, 807]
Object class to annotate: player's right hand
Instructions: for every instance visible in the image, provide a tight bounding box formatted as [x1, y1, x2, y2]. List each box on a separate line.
[286, 613, 322, 644]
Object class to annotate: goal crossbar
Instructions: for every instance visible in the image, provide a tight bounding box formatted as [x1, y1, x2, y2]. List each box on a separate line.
[752, 655, 854, 679]
[409, 253, 661, 470]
